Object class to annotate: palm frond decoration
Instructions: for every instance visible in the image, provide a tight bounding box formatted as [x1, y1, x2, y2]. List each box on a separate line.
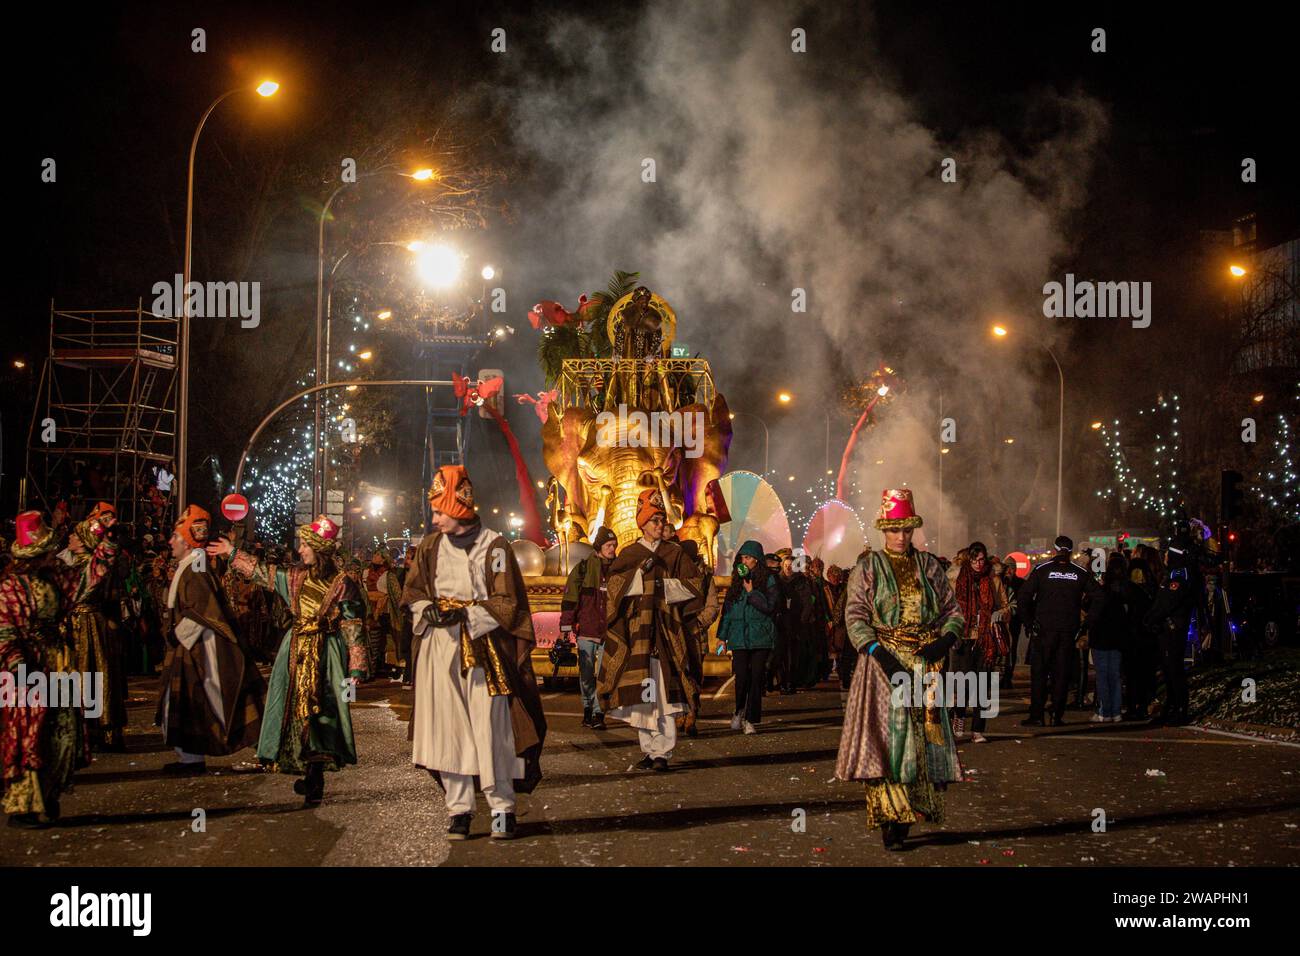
[534, 270, 642, 385]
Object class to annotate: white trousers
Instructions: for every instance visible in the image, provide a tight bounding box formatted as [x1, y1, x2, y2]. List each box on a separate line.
[608, 657, 683, 759]
[442, 770, 515, 814]
[638, 720, 677, 759]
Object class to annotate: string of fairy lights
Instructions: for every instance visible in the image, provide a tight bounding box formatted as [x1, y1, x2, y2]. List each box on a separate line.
[239, 373, 317, 541]
[1255, 380, 1299, 520]
[1094, 393, 1183, 520]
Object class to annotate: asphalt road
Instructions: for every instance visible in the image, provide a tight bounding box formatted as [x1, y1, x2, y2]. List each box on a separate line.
[4, 669, 1299, 866]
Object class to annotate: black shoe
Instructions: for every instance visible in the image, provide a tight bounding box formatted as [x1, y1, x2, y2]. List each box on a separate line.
[302, 765, 325, 806]
[490, 812, 518, 840]
[881, 823, 906, 850]
[652, 758, 671, 772]
[1019, 717, 1044, 727]
[581, 706, 593, 727]
[447, 812, 473, 841]
[162, 761, 207, 775]
[1047, 715, 1065, 727]
[634, 755, 655, 771]
[590, 713, 607, 730]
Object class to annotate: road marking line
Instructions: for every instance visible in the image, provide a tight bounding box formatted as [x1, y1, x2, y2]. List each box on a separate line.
[1184, 725, 1300, 749]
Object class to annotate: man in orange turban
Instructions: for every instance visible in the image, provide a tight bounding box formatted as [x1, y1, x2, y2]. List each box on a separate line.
[428, 465, 477, 524]
[400, 464, 546, 841]
[597, 486, 705, 771]
[174, 505, 211, 550]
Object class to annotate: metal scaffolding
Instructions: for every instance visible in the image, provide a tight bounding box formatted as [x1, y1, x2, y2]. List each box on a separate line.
[24, 300, 179, 527]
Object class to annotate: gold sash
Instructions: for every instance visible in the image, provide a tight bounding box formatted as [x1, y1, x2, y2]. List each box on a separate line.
[436, 596, 514, 697]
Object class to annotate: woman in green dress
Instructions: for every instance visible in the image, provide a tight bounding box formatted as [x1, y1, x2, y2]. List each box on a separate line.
[209, 515, 367, 806]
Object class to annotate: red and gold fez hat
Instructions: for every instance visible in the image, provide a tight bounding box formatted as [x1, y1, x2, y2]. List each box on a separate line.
[635, 487, 667, 528]
[298, 514, 340, 555]
[11, 511, 59, 559]
[875, 488, 923, 531]
[175, 504, 212, 549]
[428, 465, 477, 521]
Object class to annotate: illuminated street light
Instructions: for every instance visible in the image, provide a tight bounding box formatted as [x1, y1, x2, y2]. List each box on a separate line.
[992, 322, 1065, 535]
[377, 309, 392, 320]
[1004, 437, 1015, 444]
[1229, 264, 1247, 278]
[1253, 394, 1264, 403]
[1091, 421, 1102, 429]
[777, 391, 792, 403]
[414, 244, 464, 288]
[481, 265, 496, 281]
[13, 359, 25, 369]
[178, 77, 281, 511]
[358, 350, 373, 361]
[411, 168, 436, 181]
[877, 385, 889, 397]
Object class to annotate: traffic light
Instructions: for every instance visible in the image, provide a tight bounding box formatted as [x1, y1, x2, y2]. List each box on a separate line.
[1221, 470, 1245, 521]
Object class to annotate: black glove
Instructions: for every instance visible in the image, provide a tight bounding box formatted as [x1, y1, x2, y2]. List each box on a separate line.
[640, 555, 659, 574]
[426, 604, 467, 628]
[919, 632, 957, 663]
[867, 642, 910, 681]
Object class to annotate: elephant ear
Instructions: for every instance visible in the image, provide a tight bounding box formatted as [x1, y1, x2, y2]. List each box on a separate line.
[542, 405, 595, 516]
[674, 392, 733, 519]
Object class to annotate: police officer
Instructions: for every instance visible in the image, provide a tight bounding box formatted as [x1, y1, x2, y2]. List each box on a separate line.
[1017, 535, 1102, 726]
[1142, 540, 1197, 725]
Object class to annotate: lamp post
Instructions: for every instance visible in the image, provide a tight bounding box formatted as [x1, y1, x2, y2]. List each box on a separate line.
[177, 80, 278, 513]
[312, 168, 434, 515]
[993, 324, 1064, 536]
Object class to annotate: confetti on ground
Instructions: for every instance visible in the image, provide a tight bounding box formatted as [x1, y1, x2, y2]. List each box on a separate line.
[1002, 849, 1015, 856]
[731, 846, 750, 852]
[1144, 769, 1166, 777]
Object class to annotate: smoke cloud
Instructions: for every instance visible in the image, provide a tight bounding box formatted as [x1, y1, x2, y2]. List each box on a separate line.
[499, 0, 1108, 552]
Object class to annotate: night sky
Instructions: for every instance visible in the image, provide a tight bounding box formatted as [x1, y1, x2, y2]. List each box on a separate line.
[9, 1, 1297, 547]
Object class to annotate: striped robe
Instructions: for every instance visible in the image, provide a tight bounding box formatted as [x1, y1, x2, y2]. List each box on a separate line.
[597, 539, 704, 716]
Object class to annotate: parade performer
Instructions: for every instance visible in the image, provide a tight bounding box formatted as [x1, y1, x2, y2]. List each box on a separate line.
[1, 511, 116, 828]
[401, 465, 546, 841]
[383, 550, 413, 685]
[365, 551, 393, 678]
[949, 541, 1011, 743]
[836, 490, 964, 851]
[62, 502, 128, 750]
[598, 487, 704, 771]
[155, 506, 265, 774]
[209, 516, 368, 806]
[559, 525, 618, 730]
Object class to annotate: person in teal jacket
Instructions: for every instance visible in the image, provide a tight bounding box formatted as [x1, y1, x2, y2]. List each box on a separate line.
[718, 539, 780, 733]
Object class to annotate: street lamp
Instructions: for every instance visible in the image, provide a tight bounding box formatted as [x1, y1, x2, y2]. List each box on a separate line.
[178, 78, 278, 511]
[993, 323, 1065, 537]
[313, 168, 434, 514]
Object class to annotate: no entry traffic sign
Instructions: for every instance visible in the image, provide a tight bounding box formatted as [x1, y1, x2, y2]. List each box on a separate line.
[221, 493, 250, 522]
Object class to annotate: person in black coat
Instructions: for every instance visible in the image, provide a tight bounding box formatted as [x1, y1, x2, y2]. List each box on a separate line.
[1122, 557, 1157, 719]
[1017, 536, 1103, 726]
[1142, 541, 1198, 725]
[1089, 554, 1131, 721]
